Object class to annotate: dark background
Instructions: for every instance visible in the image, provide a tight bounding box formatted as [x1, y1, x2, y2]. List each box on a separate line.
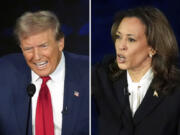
[0, 0, 89, 57]
[91, 0, 180, 134]
[92, 0, 180, 64]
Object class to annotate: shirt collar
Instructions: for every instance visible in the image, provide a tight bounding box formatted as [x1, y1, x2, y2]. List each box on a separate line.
[31, 52, 65, 83]
[127, 67, 154, 86]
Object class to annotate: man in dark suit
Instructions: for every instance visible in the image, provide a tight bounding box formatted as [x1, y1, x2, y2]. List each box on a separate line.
[0, 10, 89, 135]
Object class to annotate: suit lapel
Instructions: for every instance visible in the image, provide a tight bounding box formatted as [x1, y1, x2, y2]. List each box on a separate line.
[97, 67, 127, 119]
[61, 53, 81, 135]
[97, 67, 133, 130]
[133, 82, 165, 125]
[13, 63, 32, 135]
[112, 71, 133, 128]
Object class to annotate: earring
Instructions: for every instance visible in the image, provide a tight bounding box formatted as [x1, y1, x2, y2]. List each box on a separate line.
[149, 53, 152, 58]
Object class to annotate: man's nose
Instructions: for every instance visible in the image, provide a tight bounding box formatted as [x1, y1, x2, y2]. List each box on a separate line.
[33, 48, 41, 60]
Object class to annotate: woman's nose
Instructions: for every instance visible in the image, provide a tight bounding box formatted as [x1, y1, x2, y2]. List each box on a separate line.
[118, 39, 127, 51]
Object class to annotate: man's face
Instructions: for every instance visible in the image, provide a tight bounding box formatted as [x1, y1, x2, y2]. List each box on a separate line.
[20, 29, 64, 77]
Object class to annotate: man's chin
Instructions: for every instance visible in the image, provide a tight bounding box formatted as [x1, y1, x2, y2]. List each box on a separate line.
[33, 70, 50, 77]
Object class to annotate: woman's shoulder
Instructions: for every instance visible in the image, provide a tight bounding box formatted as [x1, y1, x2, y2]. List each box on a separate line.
[92, 54, 125, 82]
[93, 54, 115, 69]
[92, 55, 116, 100]
[92, 55, 114, 78]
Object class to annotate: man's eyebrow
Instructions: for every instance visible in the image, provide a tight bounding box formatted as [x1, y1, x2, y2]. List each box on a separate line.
[38, 42, 48, 46]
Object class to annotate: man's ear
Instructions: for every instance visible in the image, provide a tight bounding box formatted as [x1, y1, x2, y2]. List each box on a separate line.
[58, 37, 64, 51]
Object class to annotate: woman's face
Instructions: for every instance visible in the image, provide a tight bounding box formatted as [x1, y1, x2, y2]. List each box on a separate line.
[115, 17, 153, 72]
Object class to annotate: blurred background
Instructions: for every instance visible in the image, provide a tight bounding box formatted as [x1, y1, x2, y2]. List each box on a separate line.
[0, 0, 89, 57]
[92, 0, 180, 64]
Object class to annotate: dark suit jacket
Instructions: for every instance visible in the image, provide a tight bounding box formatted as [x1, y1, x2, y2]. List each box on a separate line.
[92, 56, 180, 135]
[0, 52, 89, 135]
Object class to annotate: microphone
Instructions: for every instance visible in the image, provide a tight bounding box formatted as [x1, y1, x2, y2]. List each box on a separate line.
[61, 106, 68, 114]
[124, 86, 130, 96]
[27, 84, 36, 97]
[26, 84, 36, 135]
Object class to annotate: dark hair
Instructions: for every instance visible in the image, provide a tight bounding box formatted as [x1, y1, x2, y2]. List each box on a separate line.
[109, 6, 180, 94]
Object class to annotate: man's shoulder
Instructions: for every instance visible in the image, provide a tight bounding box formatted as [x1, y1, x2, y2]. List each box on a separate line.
[0, 53, 25, 63]
[0, 53, 28, 72]
[64, 51, 88, 62]
[64, 51, 89, 69]
[64, 51, 89, 79]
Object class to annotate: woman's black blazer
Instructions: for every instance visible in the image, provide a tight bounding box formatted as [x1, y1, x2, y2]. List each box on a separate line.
[92, 56, 180, 135]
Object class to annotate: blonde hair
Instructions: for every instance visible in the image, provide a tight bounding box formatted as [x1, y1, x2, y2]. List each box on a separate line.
[14, 10, 64, 42]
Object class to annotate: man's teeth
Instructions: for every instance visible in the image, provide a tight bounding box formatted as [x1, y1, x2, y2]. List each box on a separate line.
[35, 62, 48, 68]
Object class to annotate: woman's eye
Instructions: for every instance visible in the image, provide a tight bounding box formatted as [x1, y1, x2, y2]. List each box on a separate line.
[128, 38, 136, 42]
[115, 35, 121, 39]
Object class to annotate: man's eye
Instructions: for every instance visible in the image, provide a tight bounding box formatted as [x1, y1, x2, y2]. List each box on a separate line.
[24, 47, 32, 51]
[40, 44, 48, 48]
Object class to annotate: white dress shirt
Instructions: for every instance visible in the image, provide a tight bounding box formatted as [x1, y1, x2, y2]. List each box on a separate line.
[31, 53, 65, 135]
[127, 68, 153, 116]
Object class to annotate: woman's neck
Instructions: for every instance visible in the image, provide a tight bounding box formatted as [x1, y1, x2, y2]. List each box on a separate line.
[128, 66, 151, 83]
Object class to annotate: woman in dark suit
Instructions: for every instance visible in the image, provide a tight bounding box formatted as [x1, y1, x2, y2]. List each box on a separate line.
[92, 7, 180, 135]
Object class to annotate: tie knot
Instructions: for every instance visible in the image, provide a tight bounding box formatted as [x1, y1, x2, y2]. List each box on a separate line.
[41, 76, 51, 84]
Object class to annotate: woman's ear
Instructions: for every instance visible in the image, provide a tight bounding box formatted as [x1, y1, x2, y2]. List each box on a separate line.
[149, 47, 156, 58]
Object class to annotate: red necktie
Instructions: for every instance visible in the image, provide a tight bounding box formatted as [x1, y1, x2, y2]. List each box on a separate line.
[35, 76, 54, 135]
